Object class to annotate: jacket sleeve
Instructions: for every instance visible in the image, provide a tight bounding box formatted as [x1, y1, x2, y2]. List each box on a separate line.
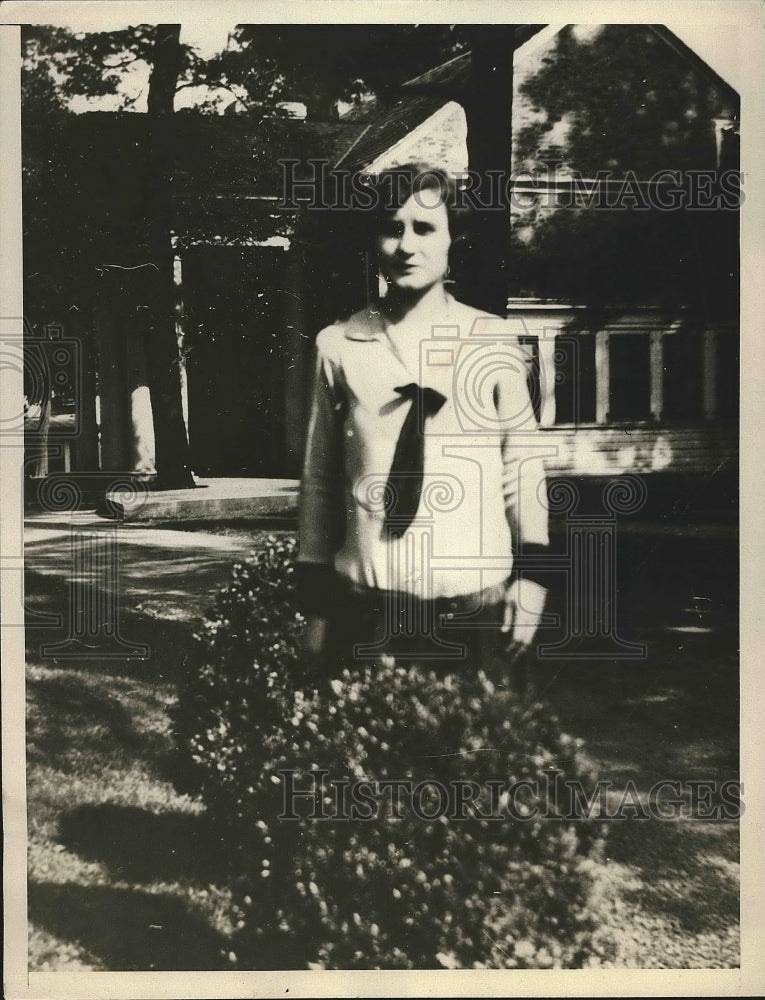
[295, 329, 347, 615]
[494, 334, 550, 582]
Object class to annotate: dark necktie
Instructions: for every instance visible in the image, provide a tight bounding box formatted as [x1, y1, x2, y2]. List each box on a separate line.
[384, 383, 447, 538]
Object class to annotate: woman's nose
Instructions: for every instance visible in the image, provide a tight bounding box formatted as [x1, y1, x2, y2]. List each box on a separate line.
[398, 225, 417, 255]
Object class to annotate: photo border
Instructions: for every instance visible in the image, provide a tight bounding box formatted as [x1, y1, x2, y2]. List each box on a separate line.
[2, 2, 763, 996]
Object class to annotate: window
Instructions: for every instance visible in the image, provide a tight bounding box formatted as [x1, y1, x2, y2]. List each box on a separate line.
[608, 332, 652, 422]
[509, 304, 729, 429]
[553, 333, 597, 425]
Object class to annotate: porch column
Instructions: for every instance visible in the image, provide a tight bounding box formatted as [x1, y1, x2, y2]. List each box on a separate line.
[93, 267, 157, 478]
[538, 333, 557, 427]
[595, 330, 610, 424]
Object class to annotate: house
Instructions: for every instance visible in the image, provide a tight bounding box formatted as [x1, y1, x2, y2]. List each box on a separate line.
[22, 111, 367, 482]
[23, 23, 739, 518]
[320, 24, 740, 515]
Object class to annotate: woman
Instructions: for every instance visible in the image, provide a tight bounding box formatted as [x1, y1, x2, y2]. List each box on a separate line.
[296, 164, 549, 680]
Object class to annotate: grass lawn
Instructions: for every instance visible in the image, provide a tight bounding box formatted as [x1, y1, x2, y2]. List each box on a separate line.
[24, 520, 740, 970]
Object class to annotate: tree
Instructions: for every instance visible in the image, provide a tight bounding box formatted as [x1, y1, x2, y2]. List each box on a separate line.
[21, 24, 472, 484]
[23, 24, 198, 486]
[514, 25, 734, 177]
[208, 25, 467, 119]
[22, 23, 199, 114]
[22, 23, 469, 119]
[143, 25, 195, 487]
[509, 25, 739, 317]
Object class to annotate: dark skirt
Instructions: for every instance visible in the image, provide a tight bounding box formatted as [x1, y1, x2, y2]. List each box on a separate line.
[325, 576, 528, 688]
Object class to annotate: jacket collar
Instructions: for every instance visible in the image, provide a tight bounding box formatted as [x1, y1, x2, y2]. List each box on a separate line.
[343, 307, 384, 342]
[342, 294, 461, 342]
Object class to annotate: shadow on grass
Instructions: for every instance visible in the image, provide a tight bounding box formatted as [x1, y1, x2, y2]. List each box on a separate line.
[23, 526, 265, 637]
[25, 570, 199, 684]
[28, 880, 229, 971]
[26, 671, 169, 766]
[605, 818, 739, 934]
[57, 803, 227, 885]
[532, 633, 739, 787]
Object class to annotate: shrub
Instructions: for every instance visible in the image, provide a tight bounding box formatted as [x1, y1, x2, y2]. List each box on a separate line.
[170, 534, 610, 970]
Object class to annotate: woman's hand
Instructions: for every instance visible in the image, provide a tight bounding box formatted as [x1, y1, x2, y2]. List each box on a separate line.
[501, 578, 547, 647]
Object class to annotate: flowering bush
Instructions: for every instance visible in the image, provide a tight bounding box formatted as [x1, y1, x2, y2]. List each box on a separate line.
[170, 534, 610, 970]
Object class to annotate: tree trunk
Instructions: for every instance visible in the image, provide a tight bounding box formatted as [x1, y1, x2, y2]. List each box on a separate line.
[147, 24, 183, 115]
[462, 28, 516, 316]
[145, 24, 196, 487]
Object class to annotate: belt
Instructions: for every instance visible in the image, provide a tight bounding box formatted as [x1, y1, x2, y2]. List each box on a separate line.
[342, 576, 509, 611]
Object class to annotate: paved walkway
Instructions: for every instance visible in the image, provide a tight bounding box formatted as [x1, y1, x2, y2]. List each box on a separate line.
[24, 506, 737, 651]
[24, 514, 272, 631]
[22, 470, 737, 659]
[105, 477, 299, 521]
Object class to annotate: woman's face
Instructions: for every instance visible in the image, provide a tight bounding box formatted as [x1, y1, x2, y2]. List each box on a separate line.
[376, 192, 452, 295]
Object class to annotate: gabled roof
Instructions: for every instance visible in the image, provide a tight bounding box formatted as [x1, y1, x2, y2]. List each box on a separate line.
[336, 28, 548, 174]
[336, 23, 740, 175]
[398, 51, 471, 97]
[400, 26, 547, 95]
[335, 94, 448, 174]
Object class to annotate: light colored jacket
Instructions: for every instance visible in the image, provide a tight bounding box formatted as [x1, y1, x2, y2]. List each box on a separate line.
[298, 295, 549, 603]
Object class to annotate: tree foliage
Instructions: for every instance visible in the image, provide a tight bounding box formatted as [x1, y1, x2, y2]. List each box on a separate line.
[509, 25, 739, 313]
[22, 23, 468, 119]
[217, 25, 467, 118]
[515, 24, 735, 176]
[22, 24, 204, 114]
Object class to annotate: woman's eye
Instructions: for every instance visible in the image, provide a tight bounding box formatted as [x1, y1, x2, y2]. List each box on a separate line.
[413, 222, 436, 235]
[379, 221, 403, 238]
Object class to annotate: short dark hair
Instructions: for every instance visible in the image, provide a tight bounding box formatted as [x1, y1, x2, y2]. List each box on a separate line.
[365, 162, 472, 242]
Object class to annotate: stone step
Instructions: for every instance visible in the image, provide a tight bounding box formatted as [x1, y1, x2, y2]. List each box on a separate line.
[105, 477, 299, 521]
